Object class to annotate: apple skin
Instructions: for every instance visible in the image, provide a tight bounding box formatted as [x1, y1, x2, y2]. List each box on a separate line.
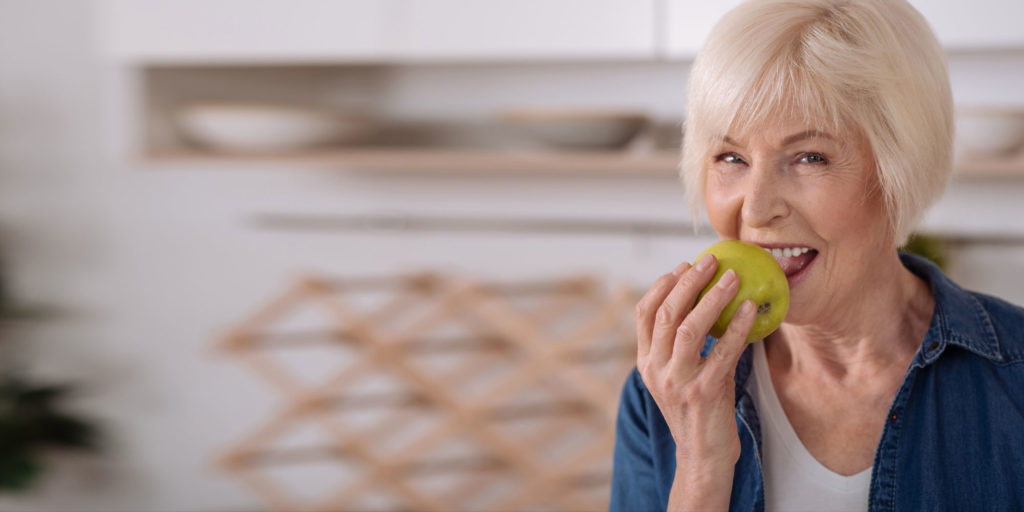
[696, 240, 790, 343]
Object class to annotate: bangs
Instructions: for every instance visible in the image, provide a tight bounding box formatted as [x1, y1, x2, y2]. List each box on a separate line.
[697, 48, 852, 146]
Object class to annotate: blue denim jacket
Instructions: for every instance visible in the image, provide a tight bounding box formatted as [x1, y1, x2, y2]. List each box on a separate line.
[611, 253, 1024, 511]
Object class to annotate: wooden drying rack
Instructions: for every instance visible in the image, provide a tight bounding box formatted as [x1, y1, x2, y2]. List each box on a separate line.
[214, 271, 641, 511]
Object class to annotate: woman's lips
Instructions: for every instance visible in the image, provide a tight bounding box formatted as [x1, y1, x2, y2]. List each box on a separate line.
[753, 243, 818, 285]
[770, 248, 818, 277]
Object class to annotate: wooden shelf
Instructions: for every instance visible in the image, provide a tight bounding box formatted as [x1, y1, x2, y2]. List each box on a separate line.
[953, 153, 1024, 177]
[143, 148, 682, 176]
[142, 147, 1024, 178]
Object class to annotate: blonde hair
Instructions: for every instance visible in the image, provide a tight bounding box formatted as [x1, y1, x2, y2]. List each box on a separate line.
[681, 0, 954, 246]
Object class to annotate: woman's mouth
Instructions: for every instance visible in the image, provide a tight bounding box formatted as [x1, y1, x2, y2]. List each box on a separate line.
[764, 246, 818, 284]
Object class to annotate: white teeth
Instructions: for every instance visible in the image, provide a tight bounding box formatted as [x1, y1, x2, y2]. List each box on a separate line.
[768, 247, 811, 258]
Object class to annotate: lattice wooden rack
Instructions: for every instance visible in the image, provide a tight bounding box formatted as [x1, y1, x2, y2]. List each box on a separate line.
[214, 271, 640, 512]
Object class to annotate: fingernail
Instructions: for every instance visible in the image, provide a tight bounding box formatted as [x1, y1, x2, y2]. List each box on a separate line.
[695, 254, 714, 272]
[738, 299, 754, 317]
[672, 261, 688, 275]
[716, 268, 737, 289]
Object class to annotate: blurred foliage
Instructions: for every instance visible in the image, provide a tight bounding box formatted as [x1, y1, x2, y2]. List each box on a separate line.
[900, 233, 949, 272]
[0, 374, 98, 491]
[0, 258, 99, 491]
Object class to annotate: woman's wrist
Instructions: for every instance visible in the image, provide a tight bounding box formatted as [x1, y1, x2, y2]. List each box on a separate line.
[668, 461, 735, 512]
[674, 455, 736, 487]
[674, 441, 741, 475]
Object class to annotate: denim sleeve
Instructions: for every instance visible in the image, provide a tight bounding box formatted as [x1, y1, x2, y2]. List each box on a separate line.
[610, 368, 664, 512]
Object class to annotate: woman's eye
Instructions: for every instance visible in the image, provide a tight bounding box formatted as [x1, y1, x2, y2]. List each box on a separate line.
[798, 153, 828, 165]
[715, 153, 747, 165]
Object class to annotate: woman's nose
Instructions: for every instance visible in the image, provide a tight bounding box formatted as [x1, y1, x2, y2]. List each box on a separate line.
[740, 163, 789, 228]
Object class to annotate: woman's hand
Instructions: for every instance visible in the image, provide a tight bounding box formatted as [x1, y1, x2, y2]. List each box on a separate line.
[634, 253, 756, 510]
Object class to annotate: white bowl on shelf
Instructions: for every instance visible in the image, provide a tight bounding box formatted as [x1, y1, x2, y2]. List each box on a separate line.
[498, 108, 650, 150]
[955, 108, 1024, 157]
[174, 102, 376, 153]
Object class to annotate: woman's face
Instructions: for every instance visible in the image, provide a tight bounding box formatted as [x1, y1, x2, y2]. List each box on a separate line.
[704, 116, 893, 326]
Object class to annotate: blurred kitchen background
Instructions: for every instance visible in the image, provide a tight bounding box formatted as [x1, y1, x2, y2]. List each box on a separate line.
[1, 1, 1023, 511]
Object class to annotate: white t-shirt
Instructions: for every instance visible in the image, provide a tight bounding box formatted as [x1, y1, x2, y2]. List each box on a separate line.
[745, 341, 872, 512]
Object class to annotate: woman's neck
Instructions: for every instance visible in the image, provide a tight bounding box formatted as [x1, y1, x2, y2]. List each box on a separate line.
[767, 253, 934, 384]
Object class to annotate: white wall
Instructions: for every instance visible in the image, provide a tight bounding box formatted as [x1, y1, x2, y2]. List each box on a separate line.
[1, 1, 1023, 511]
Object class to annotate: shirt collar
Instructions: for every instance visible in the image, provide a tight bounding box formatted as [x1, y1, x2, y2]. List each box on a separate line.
[900, 252, 1003, 365]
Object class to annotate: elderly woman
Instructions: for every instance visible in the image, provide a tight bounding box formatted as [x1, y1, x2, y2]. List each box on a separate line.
[611, 0, 1024, 511]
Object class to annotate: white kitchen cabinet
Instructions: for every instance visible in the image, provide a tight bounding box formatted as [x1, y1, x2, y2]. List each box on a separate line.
[392, 0, 658, 61]
[660, 0, 744, 60]
[98, 0, 398, 63]
[662, 0, 1024, 61]
[909, 0, 1024, 51]
[99, 0, 659, 63]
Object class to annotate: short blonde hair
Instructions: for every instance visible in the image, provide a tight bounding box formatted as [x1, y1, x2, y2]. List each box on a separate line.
[680, 0, 954, 246]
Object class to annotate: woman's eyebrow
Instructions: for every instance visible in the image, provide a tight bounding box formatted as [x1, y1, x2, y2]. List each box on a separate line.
[782, 130, 836, 145]
[719, 130, 835, 147]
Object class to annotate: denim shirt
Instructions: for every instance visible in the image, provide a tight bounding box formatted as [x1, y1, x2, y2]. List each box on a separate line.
[610, 253, 1024, 511]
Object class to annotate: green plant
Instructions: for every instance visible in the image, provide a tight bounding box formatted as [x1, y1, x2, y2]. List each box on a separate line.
[900, 233, 949, 272]
[0, 374, 98, 491]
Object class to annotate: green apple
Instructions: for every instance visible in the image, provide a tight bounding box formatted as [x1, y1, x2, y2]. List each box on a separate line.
[696, 240, 789, 343]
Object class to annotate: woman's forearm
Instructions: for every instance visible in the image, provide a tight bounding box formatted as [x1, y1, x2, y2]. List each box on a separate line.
[667, 459, 735, 512]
